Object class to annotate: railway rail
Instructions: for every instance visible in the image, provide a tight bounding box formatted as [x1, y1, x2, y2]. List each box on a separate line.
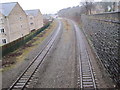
[8, 20, 62, 90]
[74, 22, 97, 89]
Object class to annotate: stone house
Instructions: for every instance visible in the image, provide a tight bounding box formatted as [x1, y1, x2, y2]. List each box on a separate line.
[0, 2, 29, 45]
[115, 1, 120, 11]
[25, 9, 43, 32]
[91, 4, 105, 14]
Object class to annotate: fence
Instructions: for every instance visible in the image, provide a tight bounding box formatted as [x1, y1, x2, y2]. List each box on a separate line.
[81, 12, 120, 87]
[1, 22, 51, 57]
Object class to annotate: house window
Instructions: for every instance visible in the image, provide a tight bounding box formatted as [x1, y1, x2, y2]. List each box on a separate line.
[2, 39, 6, 43]
[0, 18, 3, 21]
[0, 17, 4, 24]
[30, 22, 33, 25]
[30, 17, 33, 19]
[0, 28, 4, 33]
[20, 16, 22, 20]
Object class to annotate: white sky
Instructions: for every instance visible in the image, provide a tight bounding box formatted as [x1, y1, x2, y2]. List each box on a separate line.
[1, 0, 105, 14]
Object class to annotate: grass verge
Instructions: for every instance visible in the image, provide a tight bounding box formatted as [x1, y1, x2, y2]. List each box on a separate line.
[1, 20, 57, 71]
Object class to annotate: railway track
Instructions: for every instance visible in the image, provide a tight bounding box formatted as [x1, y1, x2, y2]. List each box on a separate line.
[8, 20, 62, 90]
[74, 22, 97, 89]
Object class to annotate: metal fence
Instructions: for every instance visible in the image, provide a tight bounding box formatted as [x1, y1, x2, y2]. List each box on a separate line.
[1, 22, 51, 57]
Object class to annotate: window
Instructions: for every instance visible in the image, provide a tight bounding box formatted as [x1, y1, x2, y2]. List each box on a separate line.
[20, 16, 22, 20]
[0, 18, 3, 21]
[30, 22, 33, 25]
[0, 29, 4, 33]
[30, 17, 33, 19]
[0, 17, 4, 24]
[2, 39, 6, 43]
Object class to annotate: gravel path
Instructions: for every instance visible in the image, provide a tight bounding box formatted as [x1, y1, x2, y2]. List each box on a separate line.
[32, 19, 77, 88]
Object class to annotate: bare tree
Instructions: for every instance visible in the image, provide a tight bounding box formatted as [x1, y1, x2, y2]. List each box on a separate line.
[80, 0, 94, 15]
[112, 2, 116, 11]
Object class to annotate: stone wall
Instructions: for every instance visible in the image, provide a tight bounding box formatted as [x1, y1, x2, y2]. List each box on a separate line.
[81, 12, 120, 87]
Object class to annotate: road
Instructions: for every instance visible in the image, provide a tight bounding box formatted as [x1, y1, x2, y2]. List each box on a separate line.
[2, 18, 114, 89]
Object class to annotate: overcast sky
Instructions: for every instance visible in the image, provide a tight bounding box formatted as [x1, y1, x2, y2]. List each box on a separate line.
[0, 0, 112, 14]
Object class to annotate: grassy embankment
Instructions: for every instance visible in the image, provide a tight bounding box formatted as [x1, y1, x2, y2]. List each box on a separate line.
[2, 20, 57, 71]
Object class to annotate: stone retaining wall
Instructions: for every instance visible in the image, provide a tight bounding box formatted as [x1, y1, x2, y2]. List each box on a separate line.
[81, 12, 120, 87]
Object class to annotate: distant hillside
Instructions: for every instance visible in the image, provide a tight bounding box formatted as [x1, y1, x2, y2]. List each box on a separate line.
[57, 6, 82, 23]
[58, 6, 80, 17]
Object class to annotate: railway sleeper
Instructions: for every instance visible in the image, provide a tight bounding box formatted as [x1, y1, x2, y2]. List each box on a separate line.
[83, 84, 94, 88]
[83, 79, 93, 82]
[13, 85, 24, 89]
[83, 82, 93, 85]
[82, 70, 91, 72]
[20, 78, 28, 80]
[81, 62, 89, 64]
[83, 77, 92, 79]
[82, 72, 91, 74]
[18, 80, 27, 83]
[82, 74, 92, 77]
[82, 67, 90, 70]
[16, 83, 25, 86]
[22, 75, 30, 78]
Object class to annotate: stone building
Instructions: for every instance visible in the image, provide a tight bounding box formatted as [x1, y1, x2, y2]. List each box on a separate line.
[0, 2, 29, 45]
[91, 3, 105, 14]
[25, 9, 43, 32]
[115, 1, 120, 11]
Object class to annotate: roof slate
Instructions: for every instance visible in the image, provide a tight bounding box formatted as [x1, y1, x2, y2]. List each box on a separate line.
[0, 2, 17, 16]
[25, 9, 39, 16]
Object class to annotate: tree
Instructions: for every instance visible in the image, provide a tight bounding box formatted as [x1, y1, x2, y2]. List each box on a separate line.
[112, 2, 116, 11]
[80, 0, 95, 15]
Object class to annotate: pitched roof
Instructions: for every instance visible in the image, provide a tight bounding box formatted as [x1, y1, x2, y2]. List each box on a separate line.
[0, 2, 17, 16]
[25, 9, 40, 16]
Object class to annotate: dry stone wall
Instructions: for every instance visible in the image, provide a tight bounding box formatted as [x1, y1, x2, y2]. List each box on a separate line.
[81, 12, 120, 87]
